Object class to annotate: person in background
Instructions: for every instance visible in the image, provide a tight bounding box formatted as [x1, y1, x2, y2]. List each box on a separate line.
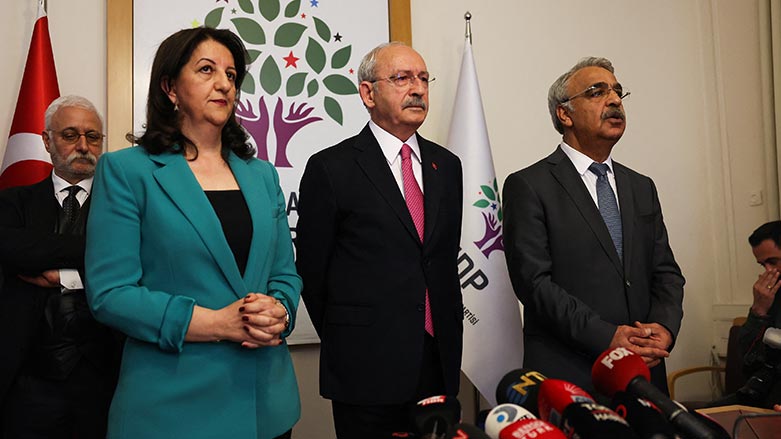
[0, 95, 121, 438]
[85, 27, 301, 439]
[503, 56, 685, 397]
[296, 42, 464, 438]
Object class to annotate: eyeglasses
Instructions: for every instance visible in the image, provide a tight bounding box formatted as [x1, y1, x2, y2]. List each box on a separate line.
[371, 72, 435, 88]
[49, 129, 105, 146]
[562, 82, 630, 103]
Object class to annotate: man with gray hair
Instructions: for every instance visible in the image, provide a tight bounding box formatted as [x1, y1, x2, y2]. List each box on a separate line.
[296, 42, 463, 437]
[502, 57, 684, 396]
[0, 95, 120, 438]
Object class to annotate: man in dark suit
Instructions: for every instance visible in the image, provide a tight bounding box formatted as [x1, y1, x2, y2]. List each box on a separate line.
[0, 95, 120, 438]
[502, 57, 684, 396]
[296, 42, 463, 438]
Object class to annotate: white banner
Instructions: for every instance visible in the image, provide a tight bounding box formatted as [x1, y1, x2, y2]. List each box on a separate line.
[447, 36, 524, 406]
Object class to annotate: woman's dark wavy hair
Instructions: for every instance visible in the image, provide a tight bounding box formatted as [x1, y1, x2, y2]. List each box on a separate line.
[127, 27, 254, 160]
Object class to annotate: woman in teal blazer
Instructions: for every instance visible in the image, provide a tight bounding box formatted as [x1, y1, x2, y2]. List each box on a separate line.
[85, 28, 301, 438]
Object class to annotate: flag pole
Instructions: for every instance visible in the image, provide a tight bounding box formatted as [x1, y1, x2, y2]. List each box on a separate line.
[464, 11, 472, 45]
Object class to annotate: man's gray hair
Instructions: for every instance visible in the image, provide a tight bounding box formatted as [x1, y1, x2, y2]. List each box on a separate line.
[44, 95, 103, 131]
[357, 41, 408, 84]
[547, 57, 614, 134]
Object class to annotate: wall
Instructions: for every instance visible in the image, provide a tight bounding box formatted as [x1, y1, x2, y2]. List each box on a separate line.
[0, 0, 776, 434]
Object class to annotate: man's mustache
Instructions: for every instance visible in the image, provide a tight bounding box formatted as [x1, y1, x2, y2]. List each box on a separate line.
[602, 108, 625, 120]
[402, 96, 427, 111]
[66, 152, 98, 165]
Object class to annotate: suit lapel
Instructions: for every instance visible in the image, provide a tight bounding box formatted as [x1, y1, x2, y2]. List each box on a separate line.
[548, 147, 623, 275]
[29, 178, 60, 232]
[228, 153, 272, 290]
[353, 125, 421, 244]
[419, 135, 441, 246]
[151, 152, 245, 299]
[614, 164, 634, 278]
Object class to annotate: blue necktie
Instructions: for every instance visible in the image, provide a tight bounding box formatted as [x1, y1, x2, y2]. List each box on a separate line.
[588, 163, 622, 261]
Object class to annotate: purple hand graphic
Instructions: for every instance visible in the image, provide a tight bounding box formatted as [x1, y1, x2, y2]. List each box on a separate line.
[236, 96, 270, 161]
[474, 211, 504, 257]
[272, 97, 322, 168]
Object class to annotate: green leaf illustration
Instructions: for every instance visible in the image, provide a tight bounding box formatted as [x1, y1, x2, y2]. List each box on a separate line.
[307, 79, 319, 97]
[331, 45, 351, 69]
[323, 75, 358, 95]
[204, 8, 224, 28]
[247, 49, 262, 64]
[241, 71, 256, 94]
[286, 72, 308, 97]
[274, 23, 307, 47]
[481, 185, 496, 201]
[498, 207, 503, 222]
[305, 37, 326, 74]
[260, 56, 281, 94]
[473, 199, 490, 208]
[238, 0, 254, 13]
[231, 18, 265, 44]
[284, 0, 301, 17]
[312, 17, 330, 42]
[259, 0, 280, 21]
[492, 177, 498, 193]
[324, 96, 343, 125]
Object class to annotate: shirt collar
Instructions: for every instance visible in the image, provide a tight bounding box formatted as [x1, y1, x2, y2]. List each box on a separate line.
[51, 171, 93, 196]
[369, 120, 421, 164]
[560, 141, 614, 176]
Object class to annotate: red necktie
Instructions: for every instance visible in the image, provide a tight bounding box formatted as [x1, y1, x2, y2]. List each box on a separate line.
[401, 144, 434, 336]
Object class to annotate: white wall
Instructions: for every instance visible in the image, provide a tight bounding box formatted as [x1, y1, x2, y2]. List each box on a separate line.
[0, 0, 775, 428]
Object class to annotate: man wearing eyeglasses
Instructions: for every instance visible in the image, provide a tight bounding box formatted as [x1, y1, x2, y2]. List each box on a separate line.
[0, 95, 120, 438]
[296, 42, 463, 438]
[503, 57, 684, 397]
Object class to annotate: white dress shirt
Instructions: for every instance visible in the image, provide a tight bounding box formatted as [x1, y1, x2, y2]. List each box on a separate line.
[51, 172, 93, 291]
[369, 120, 424, 198]
[560, 141, 620, 212]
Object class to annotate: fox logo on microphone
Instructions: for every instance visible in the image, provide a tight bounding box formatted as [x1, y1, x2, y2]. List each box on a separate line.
[599, 347, 634, 369]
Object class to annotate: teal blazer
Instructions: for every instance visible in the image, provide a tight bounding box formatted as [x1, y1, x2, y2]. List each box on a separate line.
[85, 146, 302, 439]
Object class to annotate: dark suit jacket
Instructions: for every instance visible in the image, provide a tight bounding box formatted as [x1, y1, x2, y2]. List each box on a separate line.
[296, 124, 464, 405]
[0, 177, 114, 402]
[502, 146, 684, 394]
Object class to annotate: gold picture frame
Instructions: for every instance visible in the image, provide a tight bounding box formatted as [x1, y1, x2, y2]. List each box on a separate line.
[106, 0, 411, 151]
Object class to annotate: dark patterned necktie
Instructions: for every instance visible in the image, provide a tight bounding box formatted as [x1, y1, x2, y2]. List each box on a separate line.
[61, 185, 82, 233]
[588, 163, 622, 261]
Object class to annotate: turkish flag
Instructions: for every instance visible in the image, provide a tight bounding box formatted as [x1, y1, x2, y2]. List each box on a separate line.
[0, 1, 60, 190]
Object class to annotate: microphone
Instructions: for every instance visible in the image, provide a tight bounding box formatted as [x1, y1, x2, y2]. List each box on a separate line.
[497, 419, 566, 439]
[495, 369, 547, 417]
[736, 327, 781, 406]
[411, 395, 461, 439]
[611, 391, 676, 439]
[559, 401, 640, 438]
[592, 347, 721, 439]
[445, 423, 491, 439]
[484, 404, 535, 439]
[536, 379, 593, 427]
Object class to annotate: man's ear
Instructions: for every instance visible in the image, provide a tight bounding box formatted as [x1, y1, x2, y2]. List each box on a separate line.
[161, 76, 176, 105]
[41, 130, 52, 153]
[556, 105, 573, 129]
[359, 81, 375, 110]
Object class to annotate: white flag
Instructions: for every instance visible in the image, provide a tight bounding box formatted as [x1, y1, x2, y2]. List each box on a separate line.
[447, 36, 524, 406]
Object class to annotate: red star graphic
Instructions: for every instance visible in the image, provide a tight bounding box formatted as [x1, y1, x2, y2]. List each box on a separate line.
[283, 51, 300, 68]
[301, 13, 306, 18]
[349, 68, 354, 74]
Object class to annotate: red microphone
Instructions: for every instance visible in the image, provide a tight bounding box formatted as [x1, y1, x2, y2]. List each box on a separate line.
[498, 419, 566, 439]
[592, 347, 719, 439]
[536, 379, 593, 427]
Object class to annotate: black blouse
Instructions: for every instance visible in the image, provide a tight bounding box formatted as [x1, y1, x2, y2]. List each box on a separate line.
[204, 190, 252, 276]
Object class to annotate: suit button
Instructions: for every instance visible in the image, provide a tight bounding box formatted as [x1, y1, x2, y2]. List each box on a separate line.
[417, 304, 425, 312]
[424, 259, 431, 268]
[625, 280, 631, 288]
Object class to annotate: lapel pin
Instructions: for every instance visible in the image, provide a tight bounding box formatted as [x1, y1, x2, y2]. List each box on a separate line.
[432, 162, 438, 170]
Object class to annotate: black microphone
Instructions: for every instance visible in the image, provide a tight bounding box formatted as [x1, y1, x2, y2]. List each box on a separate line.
[592, 347, 722, 439]
[411, 395, 461, 439]
[611, 391, 676, 439]
[495, 368, 547, 417]
[736, 327, 781, 406]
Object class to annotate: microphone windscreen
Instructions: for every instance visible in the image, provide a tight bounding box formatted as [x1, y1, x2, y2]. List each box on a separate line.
[412, 395, 461, 437]
[537, 379, 593, 427]
[495, 369, 547, 416]
[446, 423, 491, 439]
[498, 419, 566, 439]
[611, 391, 676, 439]
[560, 401, 639, 438]
[484, 404, 535, 439]
[591, 347, 650, 397]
